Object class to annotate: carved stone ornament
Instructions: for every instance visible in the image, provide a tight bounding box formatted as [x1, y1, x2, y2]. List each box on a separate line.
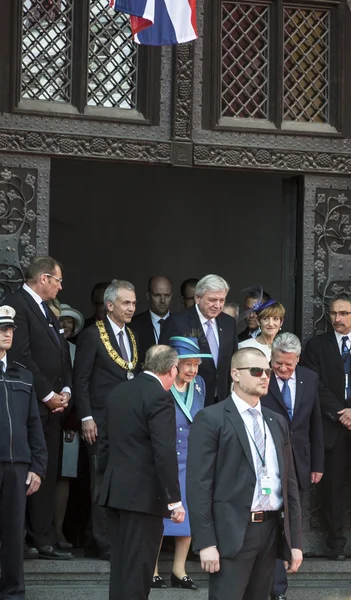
[0, 131, 171, 164]
[194, 145, 351, 175]
[173, 42, 195, 140]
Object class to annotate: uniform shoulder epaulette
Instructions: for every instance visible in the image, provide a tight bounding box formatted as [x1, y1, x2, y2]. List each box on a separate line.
[13, 361, 28, 369]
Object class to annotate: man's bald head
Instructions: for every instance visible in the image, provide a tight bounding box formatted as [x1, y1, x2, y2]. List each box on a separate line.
[231, 347, 267, 370]
[144, 345, 178, 375]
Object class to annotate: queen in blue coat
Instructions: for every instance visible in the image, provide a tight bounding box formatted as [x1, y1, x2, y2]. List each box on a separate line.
[152, 336, 211, 591]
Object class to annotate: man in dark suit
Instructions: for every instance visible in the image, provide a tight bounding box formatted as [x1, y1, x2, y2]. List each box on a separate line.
[73, 279, 138, 559]
[303, 292, 351, 560]
[238, 289, 270, 342]
[7, 256, 72, 559]
[97, 345, 185, 600]
[187, 347, 303, 600]
[160, 274, 237, 406]
[131, 275, 172, 364]
[261, 332, 324, 600]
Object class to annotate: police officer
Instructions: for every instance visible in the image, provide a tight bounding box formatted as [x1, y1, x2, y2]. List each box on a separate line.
[0, 305, 47, 600]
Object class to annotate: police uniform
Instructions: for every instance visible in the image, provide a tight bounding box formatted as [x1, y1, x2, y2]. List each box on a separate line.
[0, 306, 47, 600]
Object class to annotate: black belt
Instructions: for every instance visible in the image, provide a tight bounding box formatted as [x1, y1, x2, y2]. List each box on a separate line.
[249, 510, 279, 523]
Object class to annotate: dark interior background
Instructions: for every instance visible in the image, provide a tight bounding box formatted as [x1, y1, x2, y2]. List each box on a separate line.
[49, 158, 297, 332]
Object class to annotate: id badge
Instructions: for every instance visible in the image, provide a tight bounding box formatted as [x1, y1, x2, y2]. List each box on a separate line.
[261, 476, 272, 495]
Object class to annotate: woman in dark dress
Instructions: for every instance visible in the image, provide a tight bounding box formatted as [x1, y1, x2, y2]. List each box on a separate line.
[152, 336, 211, 590]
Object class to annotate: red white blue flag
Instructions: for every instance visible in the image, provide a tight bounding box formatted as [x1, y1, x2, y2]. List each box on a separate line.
[109, 0, 197, 46]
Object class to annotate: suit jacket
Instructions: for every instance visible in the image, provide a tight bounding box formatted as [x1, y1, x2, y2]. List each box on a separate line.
[302, 332, 347, 450]
[97, 373, 181, 517]
[131, 310, 158, 364]
[160, 305, 237, 406]
[260, 365, 324, 490]
[186, 398, 302, 560]
[6, 287, 72, 415]
[73, 317, 138, 424]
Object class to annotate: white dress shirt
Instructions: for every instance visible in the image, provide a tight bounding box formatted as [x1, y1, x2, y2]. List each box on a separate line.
[107, 315, 131, 361]
[0, 353, 7, 372]
[195, 304, 219, 345]
[149, 310, 170, 343]
[275, 370, 297, 412]
[335, 330, 351, 354]
[22, 284, 71, 402]
[232, 391, 283, 511]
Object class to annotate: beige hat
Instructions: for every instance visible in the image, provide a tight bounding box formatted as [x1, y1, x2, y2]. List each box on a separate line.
[60, 304, 84, 336]
[0, 305, 16, 328]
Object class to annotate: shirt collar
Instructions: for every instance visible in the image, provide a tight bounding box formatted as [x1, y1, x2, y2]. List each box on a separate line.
[231, 390, 262, 415]
[149, 310, 170, 325]
[335, 331, 351, 344]
[143, 370, 164, 388]
[0, 353, 7, 372]
[23, 283, 44, 306]
[195, 303, 215, 325]
[107, 315, 125, 336]
[275, 370, 296, 383]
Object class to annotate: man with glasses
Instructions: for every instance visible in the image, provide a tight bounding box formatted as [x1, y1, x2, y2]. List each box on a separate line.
[6, 256, 72, 560]
[187, 347, 302, 600]
[303, 292, 351, 560]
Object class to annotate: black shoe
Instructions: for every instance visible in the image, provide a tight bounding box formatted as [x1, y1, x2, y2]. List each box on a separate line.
[270, 596, 287, 600]
[171, 573, 198, 590]
[330, 551, 346, 561]
[24, 545, 39, 560]
[98, 550, 110, 561]
[37, 545, 73, 560]
[151, 576, 168, 589]
[57, 540, 73, 550]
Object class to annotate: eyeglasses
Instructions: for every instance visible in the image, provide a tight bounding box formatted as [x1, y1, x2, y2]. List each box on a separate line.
[328, 311, 351, 318]
[44, 273, 63, 284]
[236, 367, 272, 377]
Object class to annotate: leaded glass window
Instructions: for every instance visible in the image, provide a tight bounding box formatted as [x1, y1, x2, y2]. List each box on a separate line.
[283, 7, 330, 123]
[221, 3, 269, 119]
[88, 1, 137, 109]
[22, 0, 73, 103]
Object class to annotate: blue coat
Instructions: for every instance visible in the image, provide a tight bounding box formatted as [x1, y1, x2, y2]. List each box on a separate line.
[163, 375, 205, 536]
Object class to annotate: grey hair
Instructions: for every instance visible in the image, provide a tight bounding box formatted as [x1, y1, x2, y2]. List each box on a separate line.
[272, 332, 301, 357]
[104, 279, 135, 307]
[143, 345, 178, 375]
[195, 274, 230, 298]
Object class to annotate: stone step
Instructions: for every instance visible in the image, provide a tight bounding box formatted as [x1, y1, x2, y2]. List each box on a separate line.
[24, 558, 351, 600]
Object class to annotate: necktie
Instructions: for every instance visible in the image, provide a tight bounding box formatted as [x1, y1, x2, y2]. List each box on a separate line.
[205, 320, 219, 366]
[118, 330, 129, 362]
[342, 336, 351, 402]
[41, 301, 60, 346]
[281, 379, 293, 420]
[248, 409, 270, 510]
[0, 361, 4, 373]
[158, 319, 165, 337]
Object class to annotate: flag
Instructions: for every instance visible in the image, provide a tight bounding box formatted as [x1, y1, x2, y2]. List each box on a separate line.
[109, 0, 197, 46]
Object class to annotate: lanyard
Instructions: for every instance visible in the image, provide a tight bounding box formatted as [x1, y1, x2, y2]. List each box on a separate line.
[245, 419, 267, 471]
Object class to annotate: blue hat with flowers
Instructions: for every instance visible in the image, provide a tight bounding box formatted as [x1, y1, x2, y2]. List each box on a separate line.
[169, 336, 212, 359]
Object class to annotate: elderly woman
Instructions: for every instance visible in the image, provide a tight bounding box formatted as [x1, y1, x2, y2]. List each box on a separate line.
[238, 299, 285, 361]
[59, 303, 84, 362]
[152, 336, 211, 591]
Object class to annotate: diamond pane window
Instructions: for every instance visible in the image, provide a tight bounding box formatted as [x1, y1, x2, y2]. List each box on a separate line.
[284, 8, 330, 123]
[221, 3, 269, 119]
[21, 0, 72, 102]
[88, 1, 138, 109]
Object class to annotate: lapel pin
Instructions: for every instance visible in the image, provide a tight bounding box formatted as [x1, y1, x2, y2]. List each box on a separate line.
[220, 328, 223, 332]
[270, 418, 272, 421]
[300, 381, 303, 384]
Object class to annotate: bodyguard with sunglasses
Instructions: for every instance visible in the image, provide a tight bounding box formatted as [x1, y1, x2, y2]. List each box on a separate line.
[303, 292, 351, 560]
[187, 347, 302, 600]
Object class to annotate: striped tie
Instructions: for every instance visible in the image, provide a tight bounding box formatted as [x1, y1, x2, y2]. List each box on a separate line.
[248, 408, 270, 510]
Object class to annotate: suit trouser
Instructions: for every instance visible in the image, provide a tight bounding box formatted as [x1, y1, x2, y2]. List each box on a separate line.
[209, 518, 278, 600]
[0, 462, 28, 600]
[322, 429, 351, 550]
[85, 442, 110, 553]
[27, 413, 60, 548]
[107, 507, 163, 600]
[272, 488, 304, 596]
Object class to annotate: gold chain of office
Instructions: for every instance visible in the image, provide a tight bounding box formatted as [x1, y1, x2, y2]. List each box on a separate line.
[96, 320, 138, 370]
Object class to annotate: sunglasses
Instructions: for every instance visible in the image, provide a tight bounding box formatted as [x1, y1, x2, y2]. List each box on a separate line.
[236, 367, 272, 377]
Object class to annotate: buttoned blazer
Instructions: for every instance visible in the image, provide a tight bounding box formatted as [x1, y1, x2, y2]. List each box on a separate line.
[131, 310, 160, 364]
[261, 365, 324, 490]
[73, 317, 139, 423]
[302, 332, 347, 449]
[97, 373, 181, 517]
[6, 287, 72, 413]
[159, 305, 237, 406]
[186, 398, 302, 560]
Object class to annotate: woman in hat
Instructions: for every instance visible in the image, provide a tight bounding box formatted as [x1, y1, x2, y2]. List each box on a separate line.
[152, 336, 211, 591]
[238, 299, 285, 360]
[59, 303, 84, 363]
